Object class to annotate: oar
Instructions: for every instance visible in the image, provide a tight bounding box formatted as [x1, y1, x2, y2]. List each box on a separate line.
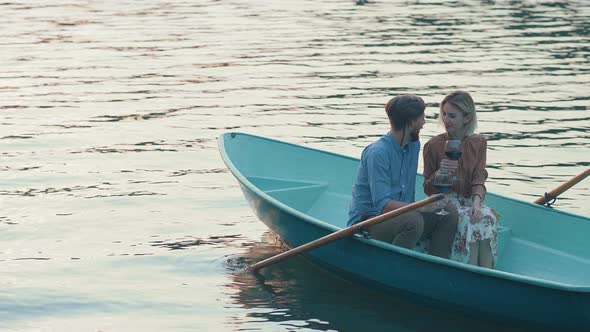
[248, 193, 445, 272]
[534, 168, 590, 206]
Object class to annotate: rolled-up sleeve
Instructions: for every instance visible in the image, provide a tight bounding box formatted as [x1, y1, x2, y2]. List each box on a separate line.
[471, 137, 488, 199]
[365, 147, 392, 214]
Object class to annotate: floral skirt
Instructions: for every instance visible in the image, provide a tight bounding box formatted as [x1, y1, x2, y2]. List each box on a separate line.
[415, 195, 500, 267]
[448, 195, 500, 266]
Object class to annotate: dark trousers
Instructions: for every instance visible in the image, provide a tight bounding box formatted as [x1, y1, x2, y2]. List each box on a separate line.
[365, 204, 458, 259]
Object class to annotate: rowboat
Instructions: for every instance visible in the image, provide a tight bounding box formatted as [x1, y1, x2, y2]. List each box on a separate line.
[218, 132, 590, 331]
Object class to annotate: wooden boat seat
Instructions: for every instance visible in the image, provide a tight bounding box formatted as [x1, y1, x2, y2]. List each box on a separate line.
[246, 176, 352, 225]
[247, 176, 329, 213]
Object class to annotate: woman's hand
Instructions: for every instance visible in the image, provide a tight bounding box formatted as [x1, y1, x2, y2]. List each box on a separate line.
[439, 159, 458, 174]
[469, 194, 482, 223]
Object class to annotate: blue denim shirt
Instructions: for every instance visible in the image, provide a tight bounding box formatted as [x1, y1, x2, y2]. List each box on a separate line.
[347, 132, 420, 226]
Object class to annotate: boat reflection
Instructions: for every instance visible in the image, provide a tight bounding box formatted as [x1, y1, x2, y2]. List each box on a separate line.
[224, 232, 537, 332]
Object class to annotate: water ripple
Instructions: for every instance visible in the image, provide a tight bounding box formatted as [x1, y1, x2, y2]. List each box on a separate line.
[0, 0, 588, 331]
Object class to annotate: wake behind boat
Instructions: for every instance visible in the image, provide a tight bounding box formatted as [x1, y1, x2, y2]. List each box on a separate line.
[219, 132, 590, 330]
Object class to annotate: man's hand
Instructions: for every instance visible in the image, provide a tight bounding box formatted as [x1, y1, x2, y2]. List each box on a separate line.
[418, 201, 438, 213]
[381, 199, 410, 214]
[418, 199, 452, 213]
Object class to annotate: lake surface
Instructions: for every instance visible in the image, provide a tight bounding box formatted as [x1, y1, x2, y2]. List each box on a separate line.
[1, 0, 588, 331]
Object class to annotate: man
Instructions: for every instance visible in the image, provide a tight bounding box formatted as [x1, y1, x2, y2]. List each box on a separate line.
[348, 95, 457, 258]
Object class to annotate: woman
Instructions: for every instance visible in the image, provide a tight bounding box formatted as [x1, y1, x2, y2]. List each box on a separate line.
[423, 90, 499, 268]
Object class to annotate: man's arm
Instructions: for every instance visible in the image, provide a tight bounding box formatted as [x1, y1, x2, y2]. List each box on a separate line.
[381, 200, 409, 214]
[364, 147, 410, 215]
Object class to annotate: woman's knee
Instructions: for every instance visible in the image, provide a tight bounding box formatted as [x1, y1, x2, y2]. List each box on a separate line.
[481, 207, 499, 223]
[442, 203, 459, 227]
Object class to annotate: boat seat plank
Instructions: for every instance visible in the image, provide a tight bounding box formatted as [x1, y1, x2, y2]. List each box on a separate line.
[247, 176, 327, 192]
[257, 181, 328, 214]
[497, 237, 590, 286]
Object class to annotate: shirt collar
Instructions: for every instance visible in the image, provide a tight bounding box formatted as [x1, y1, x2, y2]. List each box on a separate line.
[386, 131, 406, 152]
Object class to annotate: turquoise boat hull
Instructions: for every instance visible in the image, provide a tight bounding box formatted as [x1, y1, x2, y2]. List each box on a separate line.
[219, 132, 590, 330]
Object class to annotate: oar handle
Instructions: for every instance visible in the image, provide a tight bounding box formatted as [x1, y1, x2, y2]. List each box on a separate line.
[248, 193, 445, 272]
[534, 168, 590, 205]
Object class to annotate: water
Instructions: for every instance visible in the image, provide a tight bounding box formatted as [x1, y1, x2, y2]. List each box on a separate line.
[1, 0, 588, 331]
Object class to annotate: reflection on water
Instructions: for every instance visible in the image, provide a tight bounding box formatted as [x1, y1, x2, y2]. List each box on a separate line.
[150, 234, 244, 251]
[224, 232, 531, 332]
[0, 0, 588, 330]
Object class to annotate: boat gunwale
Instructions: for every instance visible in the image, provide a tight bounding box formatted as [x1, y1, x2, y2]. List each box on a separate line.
[218, 132, 590, 293]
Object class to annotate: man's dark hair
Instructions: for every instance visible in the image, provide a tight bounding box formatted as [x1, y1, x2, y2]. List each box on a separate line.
[385, 95, 426, 130]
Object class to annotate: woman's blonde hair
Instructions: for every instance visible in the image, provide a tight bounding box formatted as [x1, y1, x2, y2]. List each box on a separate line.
[440, 90, 477, 136]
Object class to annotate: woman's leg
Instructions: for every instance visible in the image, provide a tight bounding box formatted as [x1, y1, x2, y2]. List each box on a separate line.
[468, 241, 479, 265]
[421, 203, 458, 259]
[467, 239, 493, 267]
[478, 239, 493, 268]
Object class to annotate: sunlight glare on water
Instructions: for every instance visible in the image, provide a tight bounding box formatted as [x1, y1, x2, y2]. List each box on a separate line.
[0, 0, 588, 331]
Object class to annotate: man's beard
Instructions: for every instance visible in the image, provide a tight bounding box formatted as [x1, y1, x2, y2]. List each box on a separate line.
[410, 130, 420, 142]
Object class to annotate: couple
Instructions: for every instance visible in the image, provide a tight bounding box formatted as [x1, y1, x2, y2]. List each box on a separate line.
[348, 92, 499, 268]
